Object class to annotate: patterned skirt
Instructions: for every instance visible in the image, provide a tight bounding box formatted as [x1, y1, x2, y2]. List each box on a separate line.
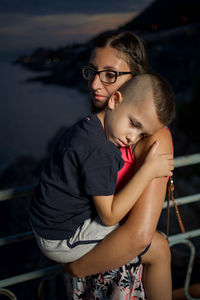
[65, 263, 146, 300]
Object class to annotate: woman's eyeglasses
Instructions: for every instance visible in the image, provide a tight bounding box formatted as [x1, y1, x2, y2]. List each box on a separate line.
[82, 66, 132, 84]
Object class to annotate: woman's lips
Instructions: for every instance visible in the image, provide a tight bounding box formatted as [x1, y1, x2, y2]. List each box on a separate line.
[94, 94, 106, 101]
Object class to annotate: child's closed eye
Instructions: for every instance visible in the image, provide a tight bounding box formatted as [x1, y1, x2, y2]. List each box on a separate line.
[129, 119, 137, 128]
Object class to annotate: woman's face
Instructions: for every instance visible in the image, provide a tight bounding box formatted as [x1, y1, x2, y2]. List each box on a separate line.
[88, 46, 132, 111]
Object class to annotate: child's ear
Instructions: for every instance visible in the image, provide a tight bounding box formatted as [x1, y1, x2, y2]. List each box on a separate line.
[108, 91, 123, 110]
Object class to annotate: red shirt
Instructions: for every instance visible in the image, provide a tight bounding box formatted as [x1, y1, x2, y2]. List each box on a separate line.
[116, 127, 173, 193]
[116, 146, 135, 193]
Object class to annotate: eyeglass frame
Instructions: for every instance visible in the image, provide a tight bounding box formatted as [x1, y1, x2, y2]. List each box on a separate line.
[82, 66, 133, 84]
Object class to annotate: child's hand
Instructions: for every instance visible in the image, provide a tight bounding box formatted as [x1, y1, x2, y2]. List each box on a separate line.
[144, 141, 174, 179]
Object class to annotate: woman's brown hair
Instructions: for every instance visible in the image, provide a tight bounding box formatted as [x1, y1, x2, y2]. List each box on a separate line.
[92, 30, 148, 75]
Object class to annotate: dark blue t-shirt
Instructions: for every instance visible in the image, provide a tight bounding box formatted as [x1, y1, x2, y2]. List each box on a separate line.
[30, 114, 124, 240]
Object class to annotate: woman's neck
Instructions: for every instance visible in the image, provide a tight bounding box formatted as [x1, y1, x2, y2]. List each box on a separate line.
[96, 111, 106, 130]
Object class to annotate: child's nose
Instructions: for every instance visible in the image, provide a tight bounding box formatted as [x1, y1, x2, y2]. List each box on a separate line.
[126, 132, 140, 145]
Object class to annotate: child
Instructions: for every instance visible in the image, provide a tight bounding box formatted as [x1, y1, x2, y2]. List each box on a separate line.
[30, 73, 174, 292]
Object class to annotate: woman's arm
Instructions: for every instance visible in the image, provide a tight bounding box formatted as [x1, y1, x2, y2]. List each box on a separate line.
[64, 127, 173, 277]
[128, 127, 173, 241]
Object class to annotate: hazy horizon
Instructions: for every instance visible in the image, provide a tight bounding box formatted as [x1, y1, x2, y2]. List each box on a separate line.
[0, 0, 154, 58]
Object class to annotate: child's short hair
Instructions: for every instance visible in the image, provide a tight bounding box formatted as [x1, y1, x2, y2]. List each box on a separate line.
[150, 72, 175, 125]
[120, 72, 175, 125]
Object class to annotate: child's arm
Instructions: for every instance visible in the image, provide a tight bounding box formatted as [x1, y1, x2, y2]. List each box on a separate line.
[64, 127, 173, 277]
[93, 141, 174, 226]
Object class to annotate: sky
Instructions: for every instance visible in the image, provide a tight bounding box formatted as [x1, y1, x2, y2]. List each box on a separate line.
[0, 0, 154, 58]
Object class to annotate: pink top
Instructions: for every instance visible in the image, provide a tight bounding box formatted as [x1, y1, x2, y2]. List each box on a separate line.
[116, 146, 135, 193]
[116, 127, 173, 193]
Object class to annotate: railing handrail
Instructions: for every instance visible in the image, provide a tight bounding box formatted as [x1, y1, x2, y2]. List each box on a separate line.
[0, 152, 200, 299]
[0, 153, 199, 202]
[0, 184, 36, 202]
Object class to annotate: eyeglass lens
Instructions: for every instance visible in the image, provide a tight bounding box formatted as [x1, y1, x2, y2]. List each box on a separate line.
[83, 68, 116, 84]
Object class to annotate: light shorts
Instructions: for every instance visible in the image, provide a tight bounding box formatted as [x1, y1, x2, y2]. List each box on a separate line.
[33, 216, 142, 264]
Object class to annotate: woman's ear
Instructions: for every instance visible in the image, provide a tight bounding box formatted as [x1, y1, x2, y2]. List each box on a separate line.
[108, 91, 123, 110]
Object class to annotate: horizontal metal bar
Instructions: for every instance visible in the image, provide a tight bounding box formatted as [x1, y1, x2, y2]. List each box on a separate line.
[0, 184, 36, 201]
[0, 232, 34, 246]
[163, 193, 200, 209]
[0, 154, 199, 202]
[169, 229, 200, 243]
[0, 265, 62, 288]
[174, 153, 200, 168]
[1, 226, 199, 248]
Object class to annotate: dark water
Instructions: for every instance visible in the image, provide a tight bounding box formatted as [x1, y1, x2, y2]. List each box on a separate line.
[0, 62, 91, 299]
[0, 62, 90, 167]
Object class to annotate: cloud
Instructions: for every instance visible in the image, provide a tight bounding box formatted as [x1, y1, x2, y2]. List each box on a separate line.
[0, 12, 136, 53]
[0, 0, 154, 56]
[0, 0, 152, 15]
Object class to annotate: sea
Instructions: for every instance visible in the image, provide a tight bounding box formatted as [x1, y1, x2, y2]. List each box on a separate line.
[0, 60, 90, 170]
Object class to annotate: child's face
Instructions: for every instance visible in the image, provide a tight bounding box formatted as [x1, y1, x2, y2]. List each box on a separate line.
[88, 46, 132, 111]
[105, 95, 164, 147]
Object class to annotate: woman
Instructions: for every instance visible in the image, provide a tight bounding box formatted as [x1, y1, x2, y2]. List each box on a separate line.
[64, 31, 173, 299]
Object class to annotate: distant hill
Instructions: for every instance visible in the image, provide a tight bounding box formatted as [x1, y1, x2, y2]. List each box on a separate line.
[120, 0, 200, 33]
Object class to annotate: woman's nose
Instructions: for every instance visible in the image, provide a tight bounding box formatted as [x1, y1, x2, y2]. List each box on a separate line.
[91, 73, 102, 90]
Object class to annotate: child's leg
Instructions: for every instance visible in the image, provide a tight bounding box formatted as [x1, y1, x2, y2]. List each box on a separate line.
[141, 231, 172, 300]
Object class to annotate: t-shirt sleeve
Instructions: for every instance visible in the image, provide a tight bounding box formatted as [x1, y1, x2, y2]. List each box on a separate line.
[83, 149, 123, 196]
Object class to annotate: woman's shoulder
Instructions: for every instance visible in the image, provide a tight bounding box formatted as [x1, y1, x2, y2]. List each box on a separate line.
[134, 126, 173, 162]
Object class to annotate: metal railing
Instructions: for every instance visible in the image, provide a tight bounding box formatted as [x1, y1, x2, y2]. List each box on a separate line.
[0, 153, 200, 299]
[164, 153, 200, 300]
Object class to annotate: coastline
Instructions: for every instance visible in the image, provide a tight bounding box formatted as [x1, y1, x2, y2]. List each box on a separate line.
[0, 61, 90, 165]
